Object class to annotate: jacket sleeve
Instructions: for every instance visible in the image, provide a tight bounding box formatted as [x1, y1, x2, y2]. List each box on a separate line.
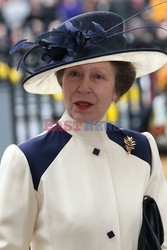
[143, 132, 167, 250]
[0, 144, 38, 250]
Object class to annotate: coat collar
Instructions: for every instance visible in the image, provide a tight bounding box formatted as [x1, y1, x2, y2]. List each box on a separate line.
[58, 110, 109, 142]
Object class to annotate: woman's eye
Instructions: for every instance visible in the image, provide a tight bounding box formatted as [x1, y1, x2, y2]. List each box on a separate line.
[95, 74, 104, 79]
[70, 71, 79, 77]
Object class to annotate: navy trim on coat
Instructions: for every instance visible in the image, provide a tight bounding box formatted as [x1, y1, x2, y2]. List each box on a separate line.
[106, 123, 152, 172]
[19, 125, 72, 190]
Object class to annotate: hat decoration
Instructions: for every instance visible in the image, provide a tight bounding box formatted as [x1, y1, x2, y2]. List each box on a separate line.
[10, 1, 167, 74]
[9, 1, 167, 94]
[10, 20, 107, 74]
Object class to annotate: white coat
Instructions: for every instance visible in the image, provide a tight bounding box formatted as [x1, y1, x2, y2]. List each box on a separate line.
[0, 110, 167, 249]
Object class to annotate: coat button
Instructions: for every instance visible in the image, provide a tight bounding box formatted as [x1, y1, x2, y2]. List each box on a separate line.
[92, 148, 100, 156]
[107, 231, 115, 239]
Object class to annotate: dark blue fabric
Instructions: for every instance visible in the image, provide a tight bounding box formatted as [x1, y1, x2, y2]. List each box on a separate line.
[19, 122, 152, 191]
[106, 123, 152, 171]
[19, 126, 72, 190]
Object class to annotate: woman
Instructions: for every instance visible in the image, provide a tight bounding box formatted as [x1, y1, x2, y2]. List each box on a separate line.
[0, 10, 167, 250]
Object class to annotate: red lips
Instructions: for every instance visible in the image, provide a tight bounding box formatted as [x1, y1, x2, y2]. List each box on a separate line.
[74, 101, 93, 110]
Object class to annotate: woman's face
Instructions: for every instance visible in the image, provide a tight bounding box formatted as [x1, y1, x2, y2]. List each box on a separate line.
[62, 61, 117, 123]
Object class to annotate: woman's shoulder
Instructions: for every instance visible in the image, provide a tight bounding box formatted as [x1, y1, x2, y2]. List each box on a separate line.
[15, 128, 70, 185]
[106, 122, 152, 147]
[18, 127, 71, 156]
[106, 123, 152, 168]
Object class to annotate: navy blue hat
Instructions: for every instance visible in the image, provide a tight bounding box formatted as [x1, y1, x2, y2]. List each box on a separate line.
[10, 11, 167, 94]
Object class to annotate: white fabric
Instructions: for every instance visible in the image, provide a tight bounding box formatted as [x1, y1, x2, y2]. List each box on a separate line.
[0, 111, 167, 249]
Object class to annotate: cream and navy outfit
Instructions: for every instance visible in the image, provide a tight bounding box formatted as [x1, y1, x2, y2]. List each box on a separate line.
[0, 110, 167, 250]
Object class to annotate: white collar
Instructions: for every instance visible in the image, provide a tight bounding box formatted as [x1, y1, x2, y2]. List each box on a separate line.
[58, 110, 109, 142]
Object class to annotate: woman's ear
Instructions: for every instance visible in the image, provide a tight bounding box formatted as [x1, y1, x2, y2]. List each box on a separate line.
[112, 91, 119, 103]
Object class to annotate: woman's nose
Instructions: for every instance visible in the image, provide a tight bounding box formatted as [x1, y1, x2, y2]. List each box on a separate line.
[77, 76, 92, 94]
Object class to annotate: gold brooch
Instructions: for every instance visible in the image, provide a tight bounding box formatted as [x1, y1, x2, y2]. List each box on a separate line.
[124, 136, 136, 154]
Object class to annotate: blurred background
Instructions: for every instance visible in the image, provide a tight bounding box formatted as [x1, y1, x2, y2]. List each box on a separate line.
[0, 0, 167, 175]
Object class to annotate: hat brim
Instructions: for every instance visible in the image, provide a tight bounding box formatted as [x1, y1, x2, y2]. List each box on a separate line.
[23, 49, 167, 94]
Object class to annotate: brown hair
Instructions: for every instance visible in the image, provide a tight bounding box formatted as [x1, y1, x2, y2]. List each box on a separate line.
[56, 61, 136, 98]
[111, 61, 136, 98]
[56, 69, 64, 86]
